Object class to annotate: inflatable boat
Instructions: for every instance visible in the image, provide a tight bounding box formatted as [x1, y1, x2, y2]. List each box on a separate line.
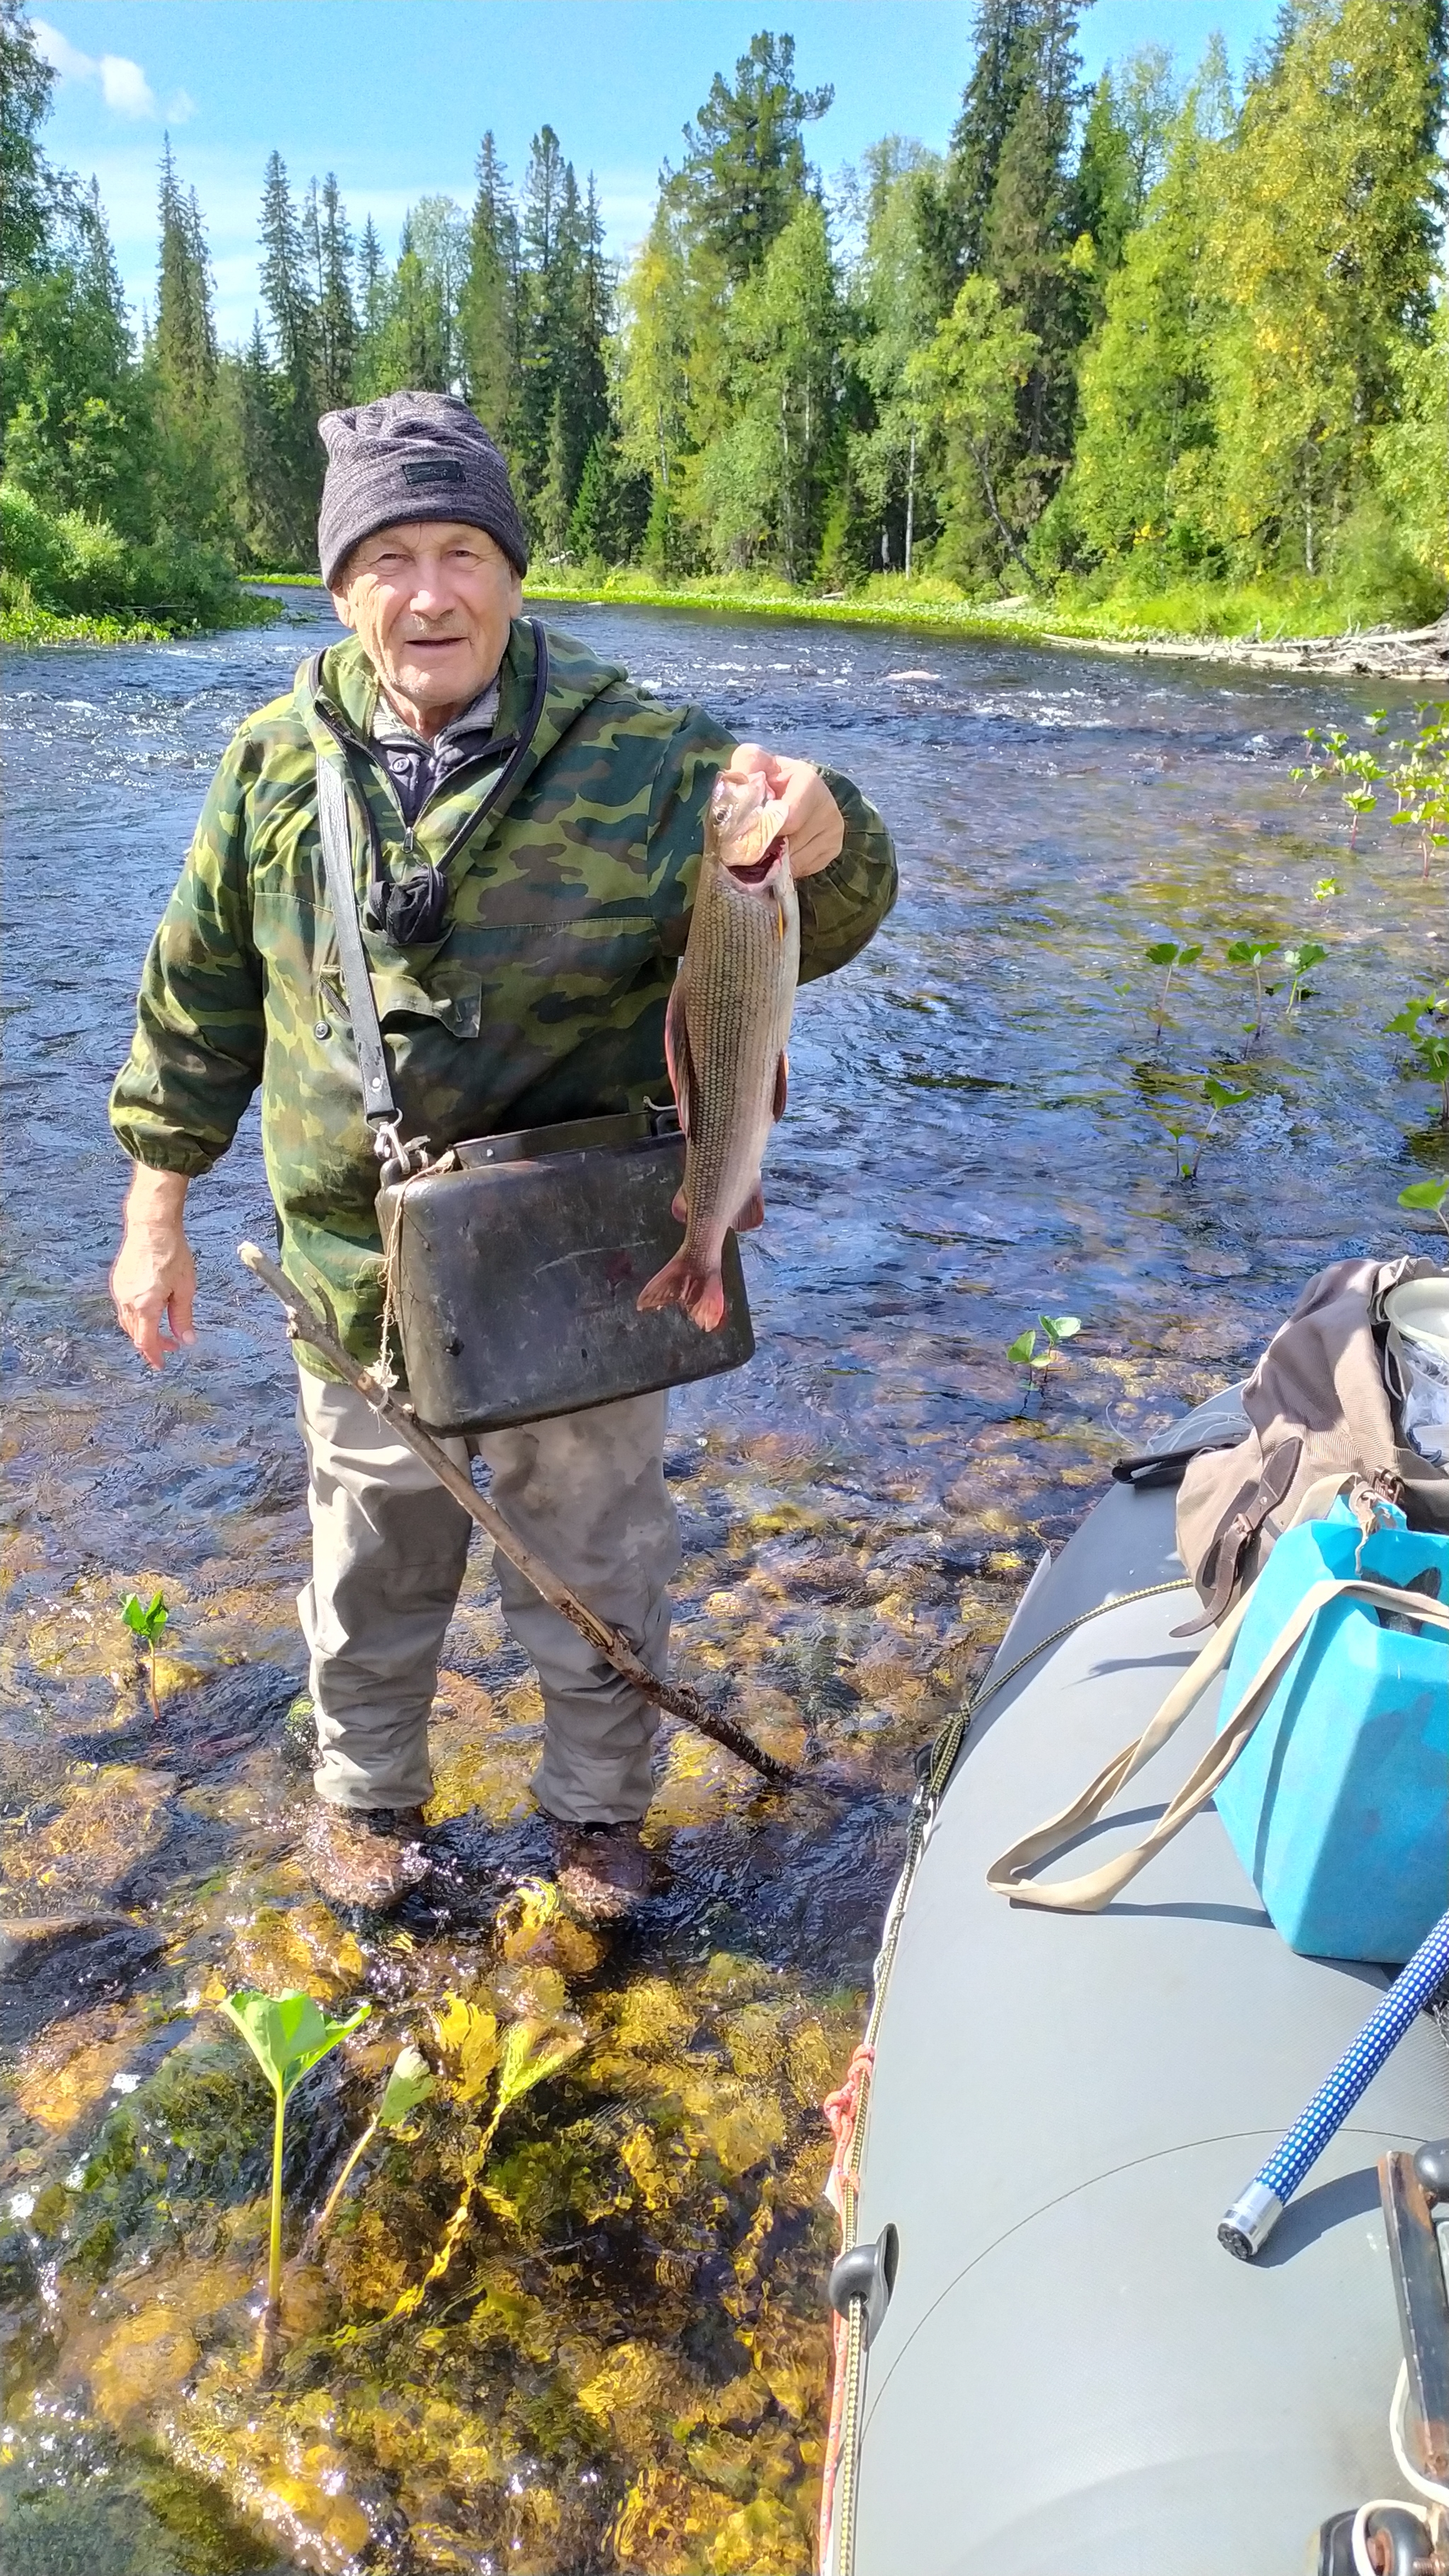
[825, 1389, 1449, 2576]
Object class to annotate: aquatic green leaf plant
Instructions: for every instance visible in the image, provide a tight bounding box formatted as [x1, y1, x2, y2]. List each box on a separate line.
[1292, 705, 1449, 876]
[121, 1587, 169, 1724]
[1392, 1179, 1443, 1236]
[1143, 941, 1202, 1042]
[1399, 1179, 1449, 1238]
[1281, 940, 1328, 1010]
[217, 1987, 370, 2374]
[1158, 1077, 1253, 1181]
[1387, 993, 1449, 1127]
[1225, 938, 1278, 1044]
[307, 2042, 435, 2252]
[1006, 1313, 1081, 1400]
[384, 2000, 584, 2323]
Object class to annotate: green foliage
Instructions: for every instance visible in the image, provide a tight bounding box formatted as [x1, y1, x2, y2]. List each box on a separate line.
[1291, 702, 1449, 877]
[1225, 935, 1278, 1041]
[4, 0, 1446, 623]
[1387, 990, 1449, 1126]
[217, 1987, 369, 2361]
[1007, 1312, 1081, 1394]
[1399, 1177, 1449, 1235]
[122, 1587, 169, 1646]
[1145, 939, 1203, 1037]
[122, 1586, 168, 1725]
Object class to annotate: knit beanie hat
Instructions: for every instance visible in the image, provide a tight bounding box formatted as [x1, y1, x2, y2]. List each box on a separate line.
[317, 391, 529, 587]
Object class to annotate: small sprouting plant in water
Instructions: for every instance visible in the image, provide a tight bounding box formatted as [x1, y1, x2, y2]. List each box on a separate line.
[219, 1987, 370, 2377]
[1387, 703, 1449, 881]
[307, 2042, 434, 2253]
[1291, 703, 1449, 877]
[1159, 1076, 1252, 1182]
[121, 1588, 169, 1724]
[1143, 941, 1202, 1044]
[1225, 937, 1278, 1045]
[1398, 1178, 1449, 1240]
[1289, 722, 1384, 845]
[1006, 1312, 1081, 1402]
[1281, 940, 1327, 1011]
[1387, 990, 1449, 1128]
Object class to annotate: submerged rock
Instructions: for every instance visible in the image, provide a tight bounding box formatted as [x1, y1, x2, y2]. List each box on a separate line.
[0, 1912, 163, 2043]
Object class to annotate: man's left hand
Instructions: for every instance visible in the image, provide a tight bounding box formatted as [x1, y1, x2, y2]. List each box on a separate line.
[728, 744, 844, 879]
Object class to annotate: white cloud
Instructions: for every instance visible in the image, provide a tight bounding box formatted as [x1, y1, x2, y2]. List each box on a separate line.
[167, 89, 197, 126]
[30, 16, 160, 119]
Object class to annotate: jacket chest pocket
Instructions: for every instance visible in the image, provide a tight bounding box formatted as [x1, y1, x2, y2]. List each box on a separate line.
[368, 961, 483, 1041]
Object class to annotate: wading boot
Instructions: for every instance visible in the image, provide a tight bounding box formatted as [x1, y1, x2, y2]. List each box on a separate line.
[547, 1820, 654, 1925]
[303, 1800, 430, 1915]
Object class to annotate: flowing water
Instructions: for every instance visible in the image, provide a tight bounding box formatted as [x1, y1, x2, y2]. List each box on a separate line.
[2, 594, 1443, 2574]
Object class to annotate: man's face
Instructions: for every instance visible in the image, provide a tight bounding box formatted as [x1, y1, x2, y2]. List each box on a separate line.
[330, 520, 523, 729]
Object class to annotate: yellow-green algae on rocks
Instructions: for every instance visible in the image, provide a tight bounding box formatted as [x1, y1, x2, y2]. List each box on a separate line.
[0, 1358, 1217, 2575]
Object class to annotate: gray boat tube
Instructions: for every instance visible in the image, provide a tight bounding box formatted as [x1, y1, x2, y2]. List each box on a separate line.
[832, 1390, 1449, 2576]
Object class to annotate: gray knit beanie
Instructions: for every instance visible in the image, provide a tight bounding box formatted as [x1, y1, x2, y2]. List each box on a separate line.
[317, 391, 529, 587]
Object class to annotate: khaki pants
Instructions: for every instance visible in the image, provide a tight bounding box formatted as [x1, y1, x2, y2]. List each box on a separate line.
[296, 1371, 679, 1823]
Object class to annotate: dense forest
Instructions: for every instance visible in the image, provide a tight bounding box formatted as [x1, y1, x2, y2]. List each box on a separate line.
[2, 0, 1446, 637]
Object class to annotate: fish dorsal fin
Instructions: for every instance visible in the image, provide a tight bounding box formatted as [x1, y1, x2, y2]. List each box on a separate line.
[664, 976, 696, 1137]
[773, 1051, 788, 1121]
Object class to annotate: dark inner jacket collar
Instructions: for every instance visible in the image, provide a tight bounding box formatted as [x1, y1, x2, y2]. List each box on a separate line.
[369, 675, 503, 828]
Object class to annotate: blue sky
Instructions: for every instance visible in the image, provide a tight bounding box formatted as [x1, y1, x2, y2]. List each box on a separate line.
[30, 2, 1276, 342]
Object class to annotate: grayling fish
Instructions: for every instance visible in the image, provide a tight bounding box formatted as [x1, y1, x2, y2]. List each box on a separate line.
[637, 771, 799, 1331]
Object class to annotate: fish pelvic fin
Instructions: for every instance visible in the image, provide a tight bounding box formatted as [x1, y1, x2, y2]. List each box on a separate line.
[636, 1250, 727, 1332]
[732, 1188, 765, 1232]
[664, 976, 695, 1136]
[773, 1051, 788, 1121]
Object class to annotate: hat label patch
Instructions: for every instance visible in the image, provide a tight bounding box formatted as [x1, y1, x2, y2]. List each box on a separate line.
[402, 458, 466, 486]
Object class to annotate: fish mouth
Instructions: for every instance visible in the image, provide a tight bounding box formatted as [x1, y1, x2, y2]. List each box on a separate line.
[726, 834, 787, 886]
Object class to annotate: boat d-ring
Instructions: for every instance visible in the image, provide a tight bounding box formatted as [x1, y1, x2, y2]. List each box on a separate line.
[829, 2223, 899, 2347]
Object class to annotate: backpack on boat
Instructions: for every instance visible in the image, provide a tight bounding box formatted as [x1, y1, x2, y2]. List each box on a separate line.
[1173, 1254, 1449, 1634]
[986, 1257, 1449, 1963]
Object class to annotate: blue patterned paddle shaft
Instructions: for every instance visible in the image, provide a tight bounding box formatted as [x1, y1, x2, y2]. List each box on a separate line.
[1260, 1912, 1449, 2203]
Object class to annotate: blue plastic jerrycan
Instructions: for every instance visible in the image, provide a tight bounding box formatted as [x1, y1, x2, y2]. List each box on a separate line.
[1214, 1499, 1448, 1963]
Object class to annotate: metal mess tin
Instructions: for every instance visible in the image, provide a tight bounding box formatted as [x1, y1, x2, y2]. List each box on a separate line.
[376, 1105, 754, 1434]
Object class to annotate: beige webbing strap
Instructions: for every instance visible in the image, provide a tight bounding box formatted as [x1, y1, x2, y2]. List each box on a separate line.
[987, 1574, 1449, 1914]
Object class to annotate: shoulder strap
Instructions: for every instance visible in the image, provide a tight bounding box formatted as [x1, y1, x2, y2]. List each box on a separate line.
[986, 1573, 1449, 1913]
[316, 753, 399, 1140]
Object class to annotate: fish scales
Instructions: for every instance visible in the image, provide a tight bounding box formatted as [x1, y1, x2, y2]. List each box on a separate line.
[637, 773, 800, 1331]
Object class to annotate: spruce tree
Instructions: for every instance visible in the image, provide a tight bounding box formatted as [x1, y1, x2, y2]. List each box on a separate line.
[459, 133, 521, 451]
[258, 150, 322, 557]
[354, 215, 388, 396]
[150, 143, 222, 533]
[916, 0, 1035, 311]
[307, 173, 356, 410]
[674, 30, 833, 285]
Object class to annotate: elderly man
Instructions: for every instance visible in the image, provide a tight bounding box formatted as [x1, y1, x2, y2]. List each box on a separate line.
[109, 391, 896, 1918]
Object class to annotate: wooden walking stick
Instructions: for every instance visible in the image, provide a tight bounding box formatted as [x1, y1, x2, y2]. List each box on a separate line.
[238, 1242, 809, 1792]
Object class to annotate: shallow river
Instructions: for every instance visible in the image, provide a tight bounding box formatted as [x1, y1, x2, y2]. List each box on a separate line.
[1, 596, 1442, 2574]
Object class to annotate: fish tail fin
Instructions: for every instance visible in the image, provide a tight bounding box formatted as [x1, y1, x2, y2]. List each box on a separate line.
[637, 1251, 727, 1332]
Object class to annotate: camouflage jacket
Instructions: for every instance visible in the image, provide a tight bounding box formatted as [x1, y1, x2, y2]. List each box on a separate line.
[110, 618, 897, 1367]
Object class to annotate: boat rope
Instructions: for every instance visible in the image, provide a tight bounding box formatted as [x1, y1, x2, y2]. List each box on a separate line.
[816, 1569, 1192, 2575]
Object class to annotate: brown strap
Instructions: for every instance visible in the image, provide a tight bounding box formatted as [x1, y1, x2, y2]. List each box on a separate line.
[986, 1572, 1449, 1914]
[1172, 1435, 1304, 1637]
